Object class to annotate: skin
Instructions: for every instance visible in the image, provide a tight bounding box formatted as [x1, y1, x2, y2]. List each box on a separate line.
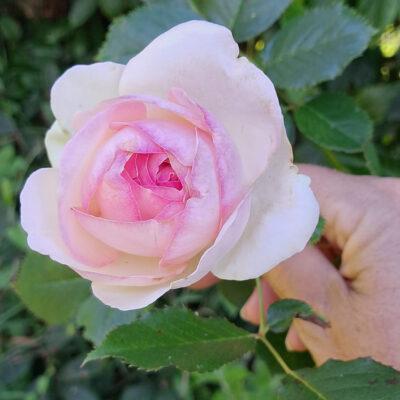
[193, 164, 400, 369]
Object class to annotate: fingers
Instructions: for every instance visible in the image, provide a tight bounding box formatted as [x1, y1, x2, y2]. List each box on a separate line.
[189, 272, 219, 289]
[285, 325, 307, 352]
[298, 164, 378, 250]
[241, 281, 307, 353]
[240, 279, 278, 324]
[265, 245, 348, 363]
[266, 246, 347, 314]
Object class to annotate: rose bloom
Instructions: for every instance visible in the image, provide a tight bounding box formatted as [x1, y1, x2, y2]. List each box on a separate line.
[20, 21, 319, 310]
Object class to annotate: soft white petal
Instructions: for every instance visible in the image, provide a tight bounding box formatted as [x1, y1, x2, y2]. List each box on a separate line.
[44, 121, 70, 167]
[91, 282, 170, 311]
[119, 20, 284, 186]
[212, 163, 320, 280]
[20, 168, 73, 263]
[51, 62, 124, 133]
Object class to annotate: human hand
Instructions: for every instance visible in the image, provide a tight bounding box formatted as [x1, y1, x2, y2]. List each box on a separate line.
[241, 164, 400, 368]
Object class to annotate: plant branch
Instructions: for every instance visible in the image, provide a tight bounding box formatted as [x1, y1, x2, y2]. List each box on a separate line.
[257, 335, 328, 400]
[255, 277, 267, 336]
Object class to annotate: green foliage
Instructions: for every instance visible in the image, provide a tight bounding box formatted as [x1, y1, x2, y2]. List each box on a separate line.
[218, 279, 254, 308]
[76, 297, 142, 345]
[193, 0, 292, 42]
[357, 0, 400, 31]
[69, 0, 98, 28]
[15, 253, 90, 325]
[260, 4, 374, 89]
[276, 358, 400, 399]
[86, 308, 256, 372]
[356, 82, 400, 123]
[363, 141, 382, 175]
[294, 93, 373, 153]
[267, 299, 329, 333]
[97, 0, 201, 63]
[192, 359, 276, 399]
[309, 217, 326, 245]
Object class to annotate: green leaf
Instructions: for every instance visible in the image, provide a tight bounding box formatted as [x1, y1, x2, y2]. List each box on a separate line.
[356, 83, 400, 123]
[76, 297, 142, 345]
[69, 0, 98, 28]
[0, 112, 16, 135]
[97, 0, 201, 63]
[256, 332, 314, 375]
[267, 299, 329, 333]
[193, 0, 292, 42]
[357, 0, 400, 30]
[15, 253, 90, 325]
[309, 217, 325, 245]
[276, 358, 400, 399]
[260, 4, 374, 89]
[218, 280, 254, 308]
[192, 359, 274, 399]
[363, 141, 382, 176]
[98, 0, 127, 19]
[86, 308, 255, 372]
[294, 93, 373, 153]
[283, 111, 296, 145]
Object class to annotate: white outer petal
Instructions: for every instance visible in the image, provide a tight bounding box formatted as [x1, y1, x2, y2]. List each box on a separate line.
[44, 121, 70, 168]
[212, 162, 319, 280]
[50, 62, 124, 133]
[119, 20, 283, 186]
[91, 282, 170, 311]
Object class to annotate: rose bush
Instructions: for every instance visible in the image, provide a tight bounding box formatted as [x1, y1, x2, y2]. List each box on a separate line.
[20, 20, 318, 310]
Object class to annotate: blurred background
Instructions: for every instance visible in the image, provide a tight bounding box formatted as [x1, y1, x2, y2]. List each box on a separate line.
[0, 0, 399, 399]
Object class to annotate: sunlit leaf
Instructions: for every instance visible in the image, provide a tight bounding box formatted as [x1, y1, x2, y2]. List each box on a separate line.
[294, 93, 373, 153]
[267, 299, 329, 334]
[276, 358, 400, 399]
[86, 308, 255, 372]
[97, 0, 200, 63]
[15, 253, 90, 325]
[260, 4, 374, 89]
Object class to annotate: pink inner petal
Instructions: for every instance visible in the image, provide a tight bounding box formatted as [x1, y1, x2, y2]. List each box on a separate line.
[161, 132, 221, 266]
[169, 87, 246, 222]
[82, 125, 162, 211]
[73, 207, 178, 258]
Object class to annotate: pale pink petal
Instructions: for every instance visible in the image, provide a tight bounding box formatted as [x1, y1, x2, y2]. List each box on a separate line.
[77, 254, 186, 287]
[161, 133, 220, 265]
[19, 169, 186, 287]
[96, 153, 140, 221]
[130, 119, 197, 166]
[155, 202, 185, 220]
[73, 208, 177, 257]
[169, 88, 245, 220]
[123, 177, 180, 220]
[119, 21, 284, 186]
[82, 125, 160, 210]
[58, 100, 145, 266]
[51, 62, 124, 134]
[171, 194, 251, 289]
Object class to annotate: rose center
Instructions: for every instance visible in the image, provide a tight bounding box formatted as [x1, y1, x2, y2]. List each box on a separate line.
[123, 153, 183, 191]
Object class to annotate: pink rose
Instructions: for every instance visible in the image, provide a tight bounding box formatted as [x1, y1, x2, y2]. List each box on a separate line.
[20, 21, 319, 310]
